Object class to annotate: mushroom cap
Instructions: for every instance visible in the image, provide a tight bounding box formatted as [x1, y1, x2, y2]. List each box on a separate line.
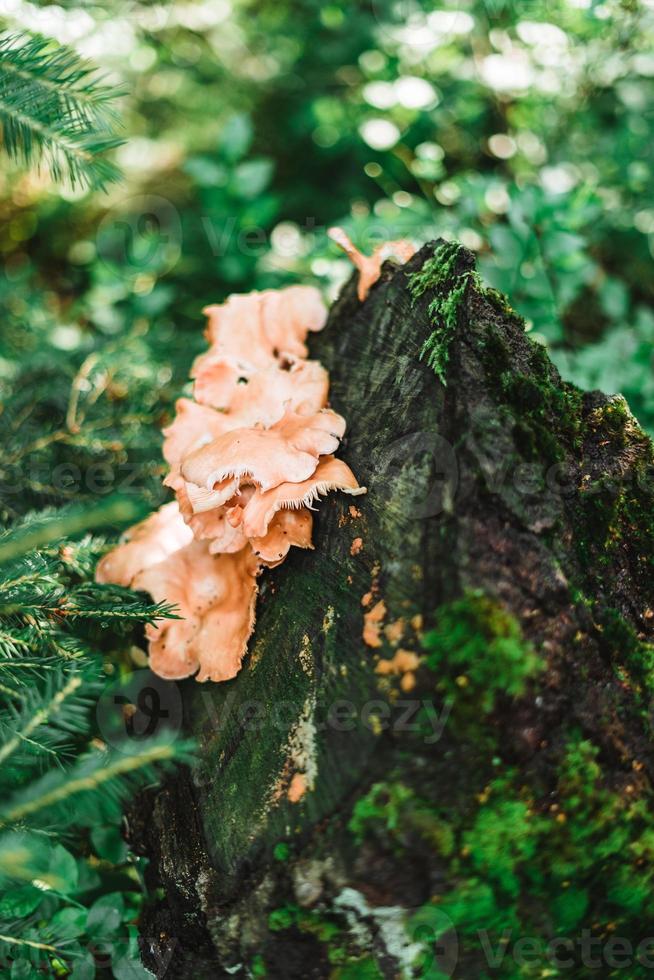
[190, 352, 257, 409]
[259, 285, 327, 360]
[270, 406, 345, 456]
[202, 293, 278, 371]
[159, 467, 247, 550]
[192, 356, 329, 425]
[249, 508, 314, 566]
[134, 541, 260, 682]
[201, 285, 326, 374]
[180, 407, 345, 495]
[203, 285, 326, 364]
[241, 455, 366, 538]
[173, 478, 249, 553]
[162, 398, 235, 467]
[227, 359, 330, 423]
[95, 501, 193, 588]
[184, 479, 232, 514]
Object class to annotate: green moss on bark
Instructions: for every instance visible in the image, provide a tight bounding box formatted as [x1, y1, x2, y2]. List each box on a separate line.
[572, 394, 654, 589]
[408, 241, 475, 384]
[347, 591, 654, 978]
[422, 592, 542, 715]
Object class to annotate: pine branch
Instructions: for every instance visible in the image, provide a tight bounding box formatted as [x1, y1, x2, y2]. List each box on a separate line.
[0, 31, 124, 188]
[0, 738, 194, 830]
[0, 266, 190, 959]
[62, 583, 179, 624]
[0, 497, 148, 565]
[0, 680, 25, 701]
[0, 666, 100, 783]
[0, 504, 177, 698]
[0, 932, 57, 954]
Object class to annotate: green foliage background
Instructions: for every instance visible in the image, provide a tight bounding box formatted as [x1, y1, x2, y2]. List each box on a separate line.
[2, 0, 654, 453]
[0, 0, 652, 976]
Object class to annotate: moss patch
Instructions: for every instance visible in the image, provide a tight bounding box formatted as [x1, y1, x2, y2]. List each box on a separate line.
[593, 604, 654, 709]
[335, 582, 654, 976]
[408, 241, 475, 385]
[479, 325, 584, 464]
[572, 395, 654, 587]
[348, 625, 654, 977]
[422, 591, 542, 715]
[409, 246, 587, 468]
[266, 902, 385, 977]
[409, 241, 527, 387]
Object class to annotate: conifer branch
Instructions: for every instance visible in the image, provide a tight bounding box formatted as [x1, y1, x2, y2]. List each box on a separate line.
[0, 739, 192, 828]
[0, 933, 57, 953]
[0, 31, 124, 188]
[0, 669, 93, 774]
[0, 497, 147, 565]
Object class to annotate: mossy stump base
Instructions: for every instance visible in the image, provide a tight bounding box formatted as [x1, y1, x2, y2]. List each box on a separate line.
[129, 241, 654, 979]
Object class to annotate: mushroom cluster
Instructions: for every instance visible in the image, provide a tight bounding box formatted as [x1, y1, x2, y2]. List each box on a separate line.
[96, 280, 366, 682]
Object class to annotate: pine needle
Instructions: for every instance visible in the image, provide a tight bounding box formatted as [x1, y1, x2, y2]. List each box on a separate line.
[0, 31, 124, 188]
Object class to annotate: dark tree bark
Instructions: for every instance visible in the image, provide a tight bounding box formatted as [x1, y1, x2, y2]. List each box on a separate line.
[129, 241, 654, 979]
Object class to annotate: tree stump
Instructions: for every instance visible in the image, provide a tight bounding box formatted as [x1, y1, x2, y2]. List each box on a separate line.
[130, 241, 654, 979]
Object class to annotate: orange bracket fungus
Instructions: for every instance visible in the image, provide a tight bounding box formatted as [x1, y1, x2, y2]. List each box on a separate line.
[328, 227, 415, 301]
[97, 284, 366, 682]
